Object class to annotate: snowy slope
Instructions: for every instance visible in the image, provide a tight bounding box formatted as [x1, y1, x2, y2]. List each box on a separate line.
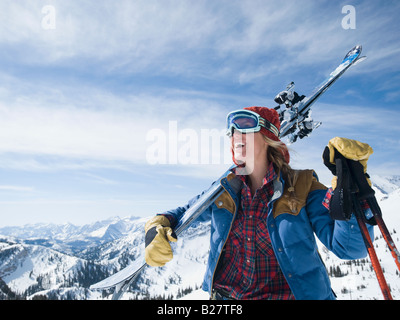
[0, 175, 399, 300]
[1, 240, 80, 292]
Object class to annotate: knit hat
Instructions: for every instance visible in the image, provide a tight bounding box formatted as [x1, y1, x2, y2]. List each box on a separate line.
[233, 106, 290, 164]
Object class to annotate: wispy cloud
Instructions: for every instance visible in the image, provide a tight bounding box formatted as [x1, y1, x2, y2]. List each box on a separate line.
[0, 78, 231, 172]
[79, 173, 118, 185]
[0, 185, 34, 192]
[2, 1, 398, 79]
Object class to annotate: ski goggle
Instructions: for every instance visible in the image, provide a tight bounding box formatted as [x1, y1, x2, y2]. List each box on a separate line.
[226, 109, 280, 138]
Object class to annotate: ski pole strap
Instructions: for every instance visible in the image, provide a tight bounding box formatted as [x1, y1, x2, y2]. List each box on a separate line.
[322, 146, 352, 221]
[346, 160, 375, 200]
[345, 158, 378, 225]
[328, 152, 353, 221]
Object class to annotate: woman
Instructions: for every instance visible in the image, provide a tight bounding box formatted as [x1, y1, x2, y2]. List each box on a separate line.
[144, 106, 373, 300]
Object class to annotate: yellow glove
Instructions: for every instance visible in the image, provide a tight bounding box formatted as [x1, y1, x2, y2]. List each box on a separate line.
[144, 215, 177, 267]
[326, 137, 373, 188]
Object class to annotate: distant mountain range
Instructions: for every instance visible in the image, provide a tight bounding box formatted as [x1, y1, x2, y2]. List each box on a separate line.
[1, 176, 400, 300]
[0, 216, 145, 255]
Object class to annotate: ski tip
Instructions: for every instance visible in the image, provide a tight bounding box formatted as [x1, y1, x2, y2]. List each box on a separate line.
[352, 45, 362, 52]
[344, 45, 362, 60]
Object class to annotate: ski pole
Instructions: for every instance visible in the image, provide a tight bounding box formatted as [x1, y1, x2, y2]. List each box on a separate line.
[346, 159, 393, 300]
[351, 194, 393, 300]
[347, 160, 400, 273]
[367, 198, 400, 272]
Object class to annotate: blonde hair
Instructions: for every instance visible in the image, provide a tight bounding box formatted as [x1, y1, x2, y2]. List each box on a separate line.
[263, 136, 301, 213]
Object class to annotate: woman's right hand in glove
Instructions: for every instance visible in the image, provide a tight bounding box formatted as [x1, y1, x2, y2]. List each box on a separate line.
[144, 215, 177, 267]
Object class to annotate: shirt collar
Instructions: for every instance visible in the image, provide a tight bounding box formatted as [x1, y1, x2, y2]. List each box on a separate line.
[232, 162, 277, 188]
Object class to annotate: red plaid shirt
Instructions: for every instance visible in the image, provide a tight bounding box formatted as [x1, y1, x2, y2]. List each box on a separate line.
[213, 163, 294, 300]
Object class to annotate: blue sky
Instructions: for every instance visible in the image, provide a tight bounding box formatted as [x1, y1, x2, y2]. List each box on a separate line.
[0, 0, 400, 227]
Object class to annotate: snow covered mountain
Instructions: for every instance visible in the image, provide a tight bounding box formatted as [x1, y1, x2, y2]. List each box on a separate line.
[0, 216, 143, 256]
[0, 216, 210, 300]
[1, 176, 400, 300]
[0, 235, 105, 299]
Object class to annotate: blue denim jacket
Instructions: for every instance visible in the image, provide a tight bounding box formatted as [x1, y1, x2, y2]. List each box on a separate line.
[162, 169, 374, 300]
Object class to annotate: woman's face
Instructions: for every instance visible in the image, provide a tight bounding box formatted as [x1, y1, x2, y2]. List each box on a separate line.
[231, 130, 268, 168]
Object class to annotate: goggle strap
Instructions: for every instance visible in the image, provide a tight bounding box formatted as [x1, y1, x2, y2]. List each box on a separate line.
[259, 117, 280, 138]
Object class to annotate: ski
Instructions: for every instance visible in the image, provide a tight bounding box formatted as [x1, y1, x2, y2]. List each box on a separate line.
[90, 45, 366, 300]
[90, 171, 243, 299]
[276, 45, 365, 143]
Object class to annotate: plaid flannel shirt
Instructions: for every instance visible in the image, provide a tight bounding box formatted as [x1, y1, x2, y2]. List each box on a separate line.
[213, 163, 294, 300]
